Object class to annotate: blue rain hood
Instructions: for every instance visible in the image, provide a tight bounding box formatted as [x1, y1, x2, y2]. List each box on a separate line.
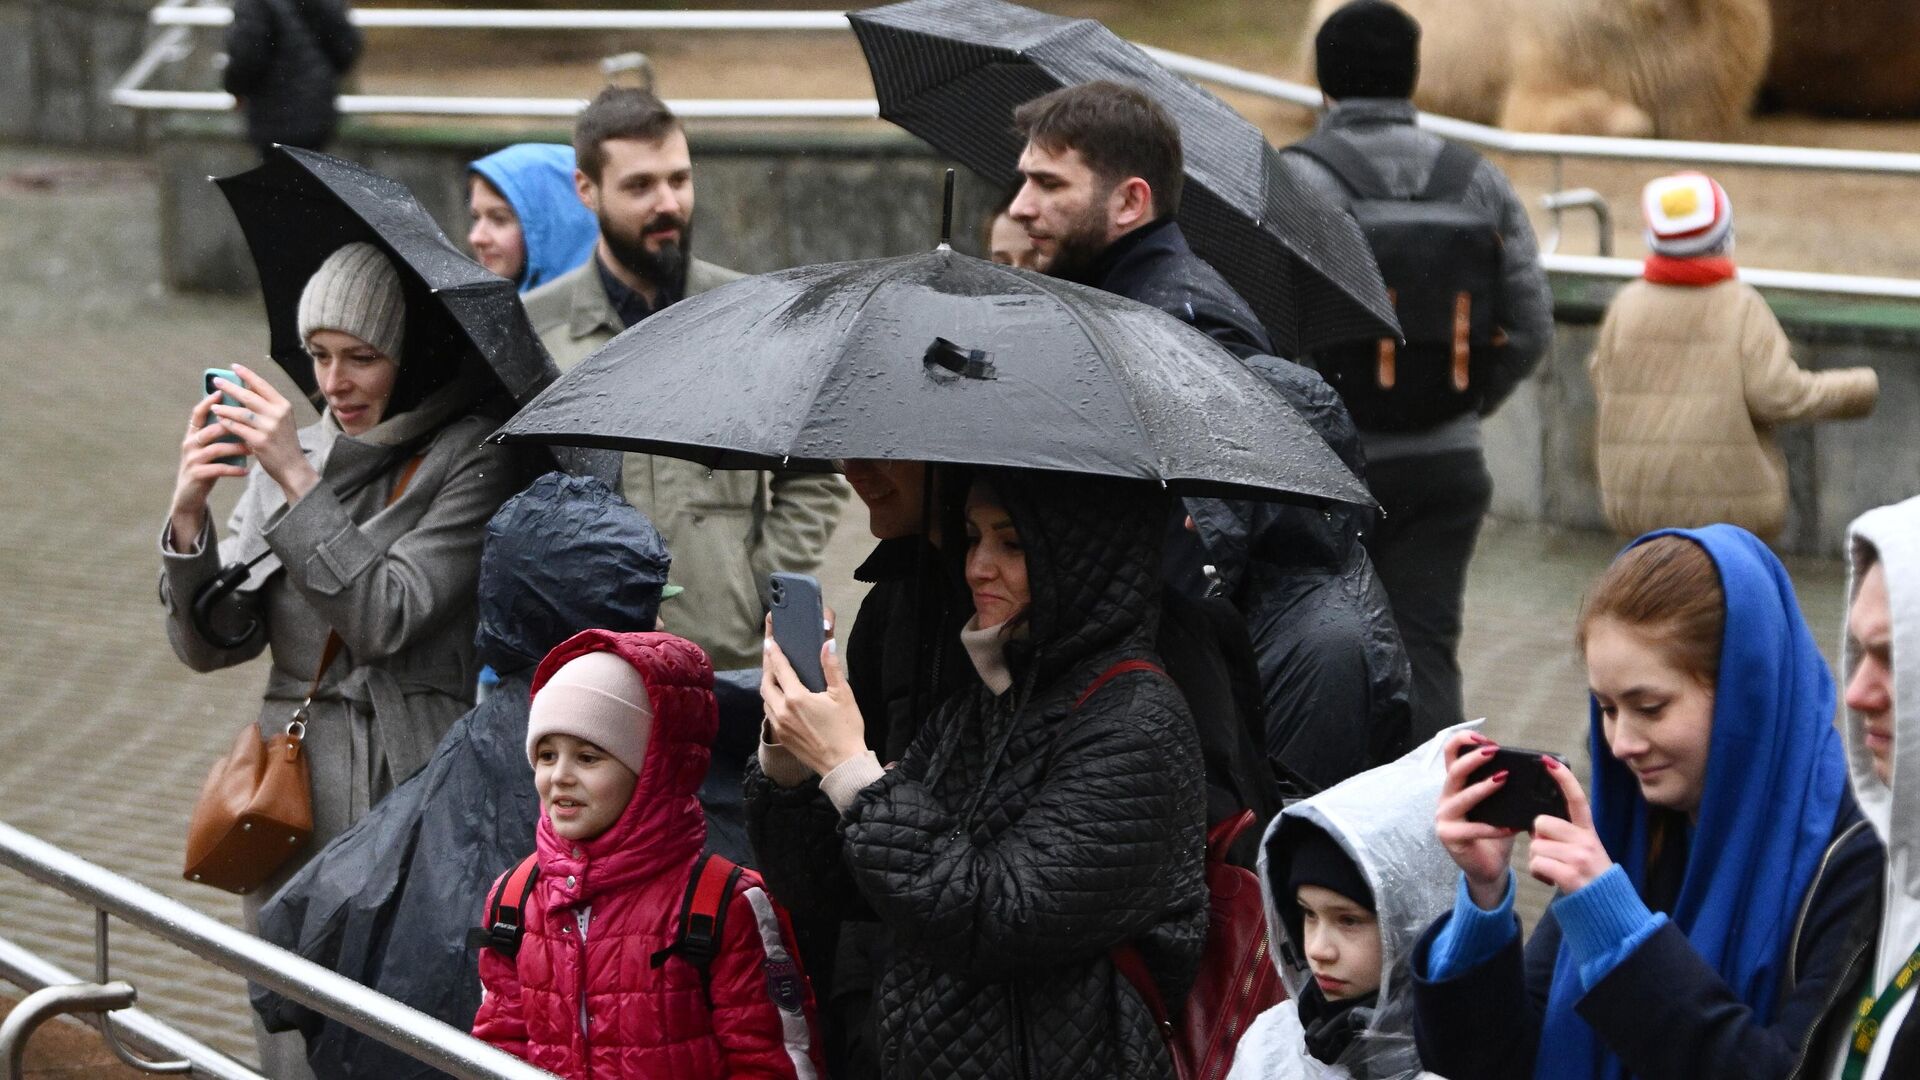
[1537, 525, 1851, 1080]
[469, 143, 597, 292]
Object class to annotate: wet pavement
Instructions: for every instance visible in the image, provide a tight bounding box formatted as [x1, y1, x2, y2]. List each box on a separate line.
[0, 143, 1855, 1066]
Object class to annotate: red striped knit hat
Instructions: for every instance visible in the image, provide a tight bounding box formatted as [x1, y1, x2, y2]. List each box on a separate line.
[1642, 172, 1733, 258]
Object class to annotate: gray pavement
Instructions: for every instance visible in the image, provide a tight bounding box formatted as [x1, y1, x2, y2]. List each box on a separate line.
[0, 142, 1856, 1068]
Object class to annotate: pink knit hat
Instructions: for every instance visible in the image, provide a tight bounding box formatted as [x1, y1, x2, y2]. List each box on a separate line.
[525, 651, 653, 775]
[1642, 172, 1733, 257]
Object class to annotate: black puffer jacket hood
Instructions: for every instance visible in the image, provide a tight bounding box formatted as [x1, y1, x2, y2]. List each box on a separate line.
[749, 467, 1207, 1080]
[969, 467, 1169, 689]
[474, 472, 671, 673]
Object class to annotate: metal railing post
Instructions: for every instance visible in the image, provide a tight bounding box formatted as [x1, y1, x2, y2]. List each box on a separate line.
[1, 982, 138, 1080]
[91, 911, 190, 1074]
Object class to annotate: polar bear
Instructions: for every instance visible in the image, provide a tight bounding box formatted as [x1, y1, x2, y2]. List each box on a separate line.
[1299, 0, 1772, 140]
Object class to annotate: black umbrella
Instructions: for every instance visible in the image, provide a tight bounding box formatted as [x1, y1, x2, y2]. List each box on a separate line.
[492, 247, 1373, 508]
[847, 0, 1398, 359]
[214, 145, 555, 408]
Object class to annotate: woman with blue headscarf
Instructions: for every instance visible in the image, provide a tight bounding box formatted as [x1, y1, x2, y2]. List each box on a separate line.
[467, 143, 598, 293]
[1407, 527, 1884, 1079]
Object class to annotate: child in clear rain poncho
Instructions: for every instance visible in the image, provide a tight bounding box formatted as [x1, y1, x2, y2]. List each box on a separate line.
[1229, 727, 1462, 1079]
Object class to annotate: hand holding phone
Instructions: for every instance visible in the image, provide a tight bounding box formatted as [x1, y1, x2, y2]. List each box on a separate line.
[1466, 747, 1572, 831]
[202, 367, 246, 469]
[768, 572, 827, 693]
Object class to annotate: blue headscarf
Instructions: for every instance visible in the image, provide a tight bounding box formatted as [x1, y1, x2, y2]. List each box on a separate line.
[469, 143, 598, 292]
[1536, 525, 1850, 1080]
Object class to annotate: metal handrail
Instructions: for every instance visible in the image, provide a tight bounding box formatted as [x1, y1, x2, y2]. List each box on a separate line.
[117, 5, 1920, 179]
[0, 821, 556, 1080]
[0, 934, 262, 1080]
[1541, 253, 1920, 301]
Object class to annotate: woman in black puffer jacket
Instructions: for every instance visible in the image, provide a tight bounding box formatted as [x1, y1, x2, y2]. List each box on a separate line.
[748, 467, 1209, 1080]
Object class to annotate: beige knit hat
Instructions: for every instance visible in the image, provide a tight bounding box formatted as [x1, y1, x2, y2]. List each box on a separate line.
[526, 651, 654, 776]
[297, 241, 407, 362]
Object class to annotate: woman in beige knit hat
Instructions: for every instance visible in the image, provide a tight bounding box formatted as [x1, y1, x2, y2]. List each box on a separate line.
[159, 240, 528, 1078]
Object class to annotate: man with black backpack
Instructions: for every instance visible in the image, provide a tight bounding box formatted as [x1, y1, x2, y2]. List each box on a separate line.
[1283, 0, 1553, 737]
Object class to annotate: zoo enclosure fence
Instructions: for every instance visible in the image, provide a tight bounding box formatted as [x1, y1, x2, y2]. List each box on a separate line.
[111, 2, 1920, 302]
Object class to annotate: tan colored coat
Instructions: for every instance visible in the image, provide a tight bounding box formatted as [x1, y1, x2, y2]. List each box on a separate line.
[1588, 278, 1877, 540]
[523, 258, 849, 671]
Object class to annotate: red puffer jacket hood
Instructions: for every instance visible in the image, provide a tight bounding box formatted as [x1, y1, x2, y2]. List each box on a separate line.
[475, 630, 824, 1079]
[528, 630, 715, 901]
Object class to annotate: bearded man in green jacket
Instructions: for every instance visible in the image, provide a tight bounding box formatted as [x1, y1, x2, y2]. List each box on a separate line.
[526, 86, 848, 670]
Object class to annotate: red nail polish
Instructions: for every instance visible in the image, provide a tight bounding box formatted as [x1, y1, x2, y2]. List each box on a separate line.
[1491, 770, 1509, 782]
[1479, 746, 1497, 756]
[1543, 757, 1560, 770]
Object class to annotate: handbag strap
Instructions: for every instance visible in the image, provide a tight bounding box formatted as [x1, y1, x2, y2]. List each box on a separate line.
[288, 454, 426, 740]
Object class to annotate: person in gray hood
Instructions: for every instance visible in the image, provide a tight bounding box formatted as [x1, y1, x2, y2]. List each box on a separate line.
[1830, 494, 1920, 1079]
[1228, 725, 1461, 1079]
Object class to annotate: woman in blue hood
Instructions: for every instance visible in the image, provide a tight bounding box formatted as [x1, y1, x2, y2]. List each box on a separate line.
[468, 143, 598, 292]
[1409, 526, 1883, 1079]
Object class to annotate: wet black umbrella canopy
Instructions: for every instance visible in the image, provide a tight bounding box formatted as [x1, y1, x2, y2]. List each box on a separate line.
[492, 246, 1374, 509]
[847, 0, 1399, 358]
[214, 145, 555, 409]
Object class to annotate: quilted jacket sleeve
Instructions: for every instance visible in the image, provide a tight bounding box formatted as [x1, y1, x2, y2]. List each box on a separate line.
[471, 945, 530, 1060]
[742, 759, 864, 925]
[707, 878, 828, 1078]
[840, 678, 1203, 983]
[1740, 287, 1878, 426]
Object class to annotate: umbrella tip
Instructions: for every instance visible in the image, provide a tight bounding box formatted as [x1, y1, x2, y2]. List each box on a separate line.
[938, 168, 956, 251]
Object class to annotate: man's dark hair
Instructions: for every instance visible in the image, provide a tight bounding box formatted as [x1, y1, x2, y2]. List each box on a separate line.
[1012, 81, 1184, 218]
[573, 86, 682, 183]
[1315, 0, 1421, 101]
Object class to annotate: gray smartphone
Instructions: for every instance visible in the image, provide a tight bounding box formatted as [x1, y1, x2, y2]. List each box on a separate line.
[768, 572, 827, 692]
[202, 367, 246, 468]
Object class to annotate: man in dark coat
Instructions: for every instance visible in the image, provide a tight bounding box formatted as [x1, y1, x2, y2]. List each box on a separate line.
[1280, 1, 1554, 737]
[1009, 81, 1407, 795]
[223, 0, 361, 155]
[1008, 80, 1271, 361]
[1188, 355, 1413, 795]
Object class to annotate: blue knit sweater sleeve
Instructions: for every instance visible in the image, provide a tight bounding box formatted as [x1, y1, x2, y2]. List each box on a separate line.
[1550, 864, 1668, 990]
[1424, 870, 1520, 980]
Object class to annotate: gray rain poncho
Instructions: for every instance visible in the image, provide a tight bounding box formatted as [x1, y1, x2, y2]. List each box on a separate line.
[1837, 495, 1920, 1079]
[1228, 725, 1467, 1080]
[250, 472, 672, 1078]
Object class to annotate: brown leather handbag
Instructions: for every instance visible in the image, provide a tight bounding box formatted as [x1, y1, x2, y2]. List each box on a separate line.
[182, 636, 338, 894]
[183, 456, 424, 894]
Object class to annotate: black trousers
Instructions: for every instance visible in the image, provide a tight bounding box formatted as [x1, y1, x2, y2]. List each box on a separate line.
[1363, 448, 1493, 738]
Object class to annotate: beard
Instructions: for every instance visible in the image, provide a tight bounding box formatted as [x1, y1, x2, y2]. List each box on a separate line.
[600, 207, 692, 295]
[1037, 199, 1117, 284]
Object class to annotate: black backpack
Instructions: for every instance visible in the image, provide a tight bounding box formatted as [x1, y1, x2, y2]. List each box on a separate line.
[1291, 133, 1504, 432]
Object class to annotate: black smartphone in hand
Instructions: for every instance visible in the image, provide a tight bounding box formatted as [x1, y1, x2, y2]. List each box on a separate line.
[1466, 747, 1571, 831]
[769, 572, 827, 693]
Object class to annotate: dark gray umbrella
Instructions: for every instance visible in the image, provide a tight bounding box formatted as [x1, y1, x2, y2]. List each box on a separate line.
[215, 145, 556, 407]
[491, 247, 1373, 508]
[847, 0, 1398, 359]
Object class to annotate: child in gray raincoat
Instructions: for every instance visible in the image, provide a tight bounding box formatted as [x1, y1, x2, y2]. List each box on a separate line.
[1228, 726, 1462, 1079]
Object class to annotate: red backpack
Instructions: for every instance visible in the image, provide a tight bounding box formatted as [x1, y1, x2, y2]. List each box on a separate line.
[471, 851, 745, 989]
[1078, 661, 1288, 1080]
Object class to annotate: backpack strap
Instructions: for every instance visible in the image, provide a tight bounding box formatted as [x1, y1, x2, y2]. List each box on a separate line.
[467, 853, 540, 956]
[1420, 140, 1483, 201]
[1073, 659, 1167, 711]
[1289, 132, 1394, 202]
[650, 853, 745, 989]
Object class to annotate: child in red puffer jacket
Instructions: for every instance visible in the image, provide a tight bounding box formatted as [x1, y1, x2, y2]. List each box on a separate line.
[472, 630, 825, 1079]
